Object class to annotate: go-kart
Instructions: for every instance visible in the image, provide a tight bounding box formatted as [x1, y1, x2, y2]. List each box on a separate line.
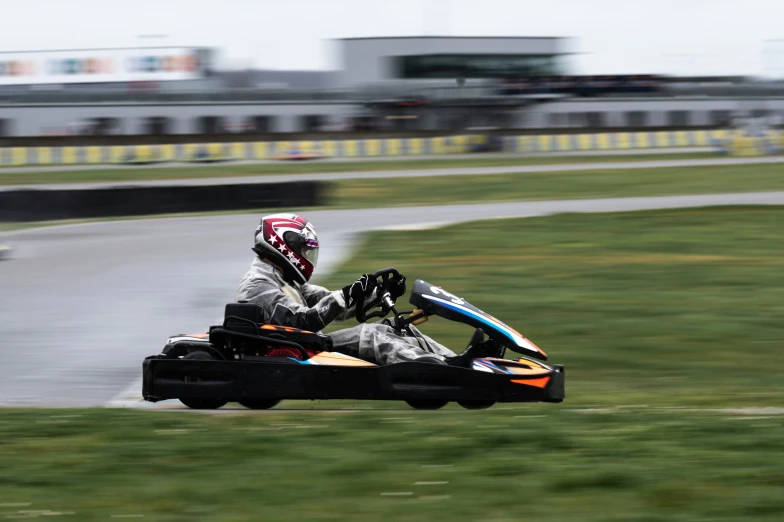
[141, 269, 565, 410]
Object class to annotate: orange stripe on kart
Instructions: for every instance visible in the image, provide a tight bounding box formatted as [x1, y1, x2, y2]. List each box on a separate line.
[184, 333, 209, 339]
[511, 377, 551, 388]
[506, 367, 552, 377]
[308, 352, 377, 367]
[260, 324, 315, 334]
[514, 358, 545, 369]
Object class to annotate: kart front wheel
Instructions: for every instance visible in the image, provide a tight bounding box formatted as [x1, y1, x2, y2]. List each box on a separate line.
[405, 399, 448, 410]
[179, 351, 228, 410]
[457, 400, 495, 410]
[239, 399, 281, 410]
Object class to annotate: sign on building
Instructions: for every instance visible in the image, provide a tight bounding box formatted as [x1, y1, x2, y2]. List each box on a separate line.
[0, 47, 212, 85]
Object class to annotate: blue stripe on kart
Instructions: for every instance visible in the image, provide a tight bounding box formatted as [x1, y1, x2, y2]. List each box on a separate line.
[423, 295, 537, 354]
[476, 359, 515, 374]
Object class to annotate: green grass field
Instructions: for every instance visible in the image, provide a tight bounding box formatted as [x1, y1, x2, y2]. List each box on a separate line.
[2, 207, 783, 521]
[0, 151, 717, 185]
[319, 206, 784, 408]
[325, 163, 784, 208]
[2, 408, 782, 522]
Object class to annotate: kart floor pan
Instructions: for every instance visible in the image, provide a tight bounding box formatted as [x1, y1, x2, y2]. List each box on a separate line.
[142, 356, 565, 404]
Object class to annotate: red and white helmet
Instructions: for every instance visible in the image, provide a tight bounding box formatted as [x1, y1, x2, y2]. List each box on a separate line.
[253, 213, 319, 284]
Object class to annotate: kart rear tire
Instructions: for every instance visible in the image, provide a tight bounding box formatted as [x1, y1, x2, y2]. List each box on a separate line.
[179, 351, 228, 410]
[405, 399, 448, 410]
[457, 400, 496, 410]
[239, 399, 281, 410]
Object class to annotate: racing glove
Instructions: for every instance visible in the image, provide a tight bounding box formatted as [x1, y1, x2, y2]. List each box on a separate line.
[342, 274, 378, 309]
[388, 274, 407, 300]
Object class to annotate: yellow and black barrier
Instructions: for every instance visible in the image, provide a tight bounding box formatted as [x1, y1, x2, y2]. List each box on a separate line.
[0, 130, 750, 167]
[717, 134, 784, 157]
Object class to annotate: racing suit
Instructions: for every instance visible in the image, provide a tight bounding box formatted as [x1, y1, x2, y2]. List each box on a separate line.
[234, 257, 456, 365]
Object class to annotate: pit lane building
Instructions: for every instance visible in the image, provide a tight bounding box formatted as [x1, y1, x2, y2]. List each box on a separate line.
[0, 37, 782, 137]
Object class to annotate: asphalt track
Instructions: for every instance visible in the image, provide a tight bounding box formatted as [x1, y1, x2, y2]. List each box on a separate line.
[2, 191, 783, 408]
[3, 155, 782, 192]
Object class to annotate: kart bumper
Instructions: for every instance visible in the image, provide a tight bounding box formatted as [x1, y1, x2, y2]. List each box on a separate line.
[142, 356, 564, 404]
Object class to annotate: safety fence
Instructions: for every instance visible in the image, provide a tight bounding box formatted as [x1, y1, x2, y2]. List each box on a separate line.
[0, 129, 778, 166]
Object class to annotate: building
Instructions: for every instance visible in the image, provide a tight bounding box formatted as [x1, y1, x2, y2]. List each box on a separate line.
[0, 38, 782, 137]
[338, 36, 568, 87]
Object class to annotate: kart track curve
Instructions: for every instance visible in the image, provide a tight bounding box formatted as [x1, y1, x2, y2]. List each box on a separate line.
[2, 191, 783, 408]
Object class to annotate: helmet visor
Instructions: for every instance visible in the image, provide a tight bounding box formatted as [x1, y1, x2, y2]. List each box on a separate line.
[302, 237, 319, 268]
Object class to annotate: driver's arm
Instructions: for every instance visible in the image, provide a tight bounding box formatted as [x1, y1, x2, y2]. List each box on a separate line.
[236, 278, 348, 332]
[301, 282, 381, 322]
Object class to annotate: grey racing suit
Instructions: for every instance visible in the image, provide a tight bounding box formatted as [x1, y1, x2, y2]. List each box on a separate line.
[234, 257, 456, 365]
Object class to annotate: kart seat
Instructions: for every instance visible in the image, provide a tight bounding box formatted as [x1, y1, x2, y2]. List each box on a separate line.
[225, 302, 263, 324]
[218, 302, 331, 356]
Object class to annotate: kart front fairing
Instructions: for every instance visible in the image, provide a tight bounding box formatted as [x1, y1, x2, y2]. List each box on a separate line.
[409, 279, 548, 361]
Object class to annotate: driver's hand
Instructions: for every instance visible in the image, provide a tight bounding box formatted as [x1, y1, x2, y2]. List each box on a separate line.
[388, 274, 407, 300]
[341, 274, 378, 309]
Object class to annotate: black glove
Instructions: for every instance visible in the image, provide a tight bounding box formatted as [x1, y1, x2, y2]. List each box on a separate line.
[342, 274, 377, 309]
[388, 274, 407, 300]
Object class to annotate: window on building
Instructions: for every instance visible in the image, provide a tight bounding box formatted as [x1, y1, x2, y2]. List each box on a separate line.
[667, 111, 690, 127]
[585, 112, 606, 128]
[95, 118, 120, 135]
[751, 109, 770, 118]
[548, 113, 568, 128]
[569, 112, 586, 127]
[395, 54, 562, 79]
[352, 116, 377, 132]
[489, 112, 512, 129]
[198, 116, 225, 134]
[300, 115, 324, 132]
[625, 111, 648, 127]
[709, 110, 731, 127]
[0, 119, 11, 137]
[144, 117, 169, 135]
[389, 114, 419, 131]
[247, 116, 274, 133]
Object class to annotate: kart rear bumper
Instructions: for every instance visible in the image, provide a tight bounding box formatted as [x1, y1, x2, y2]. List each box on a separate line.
[142, 356, 564, 404]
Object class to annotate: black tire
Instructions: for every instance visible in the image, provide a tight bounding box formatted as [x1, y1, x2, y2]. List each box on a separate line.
[405, 399, 448, 410]
[178, 351, 228, 410]
[457, 400, 496, 410]
[239, 399, 281, 410]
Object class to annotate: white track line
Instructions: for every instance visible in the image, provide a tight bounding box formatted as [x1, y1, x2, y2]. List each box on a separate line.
[105, 378, 146, 408]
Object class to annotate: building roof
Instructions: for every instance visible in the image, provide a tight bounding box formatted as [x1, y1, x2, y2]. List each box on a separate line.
[337, 36, 566, 41]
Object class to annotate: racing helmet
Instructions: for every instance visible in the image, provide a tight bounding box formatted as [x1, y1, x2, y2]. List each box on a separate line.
[253, 213, 320, 284]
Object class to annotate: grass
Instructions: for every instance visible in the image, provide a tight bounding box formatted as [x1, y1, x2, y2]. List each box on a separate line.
[326, 163, 784, 208]
[3, 206, 784, 521]
[1, 408, 783, 521]
[0, 151, 718, 185]
[319, 206, 784, 408]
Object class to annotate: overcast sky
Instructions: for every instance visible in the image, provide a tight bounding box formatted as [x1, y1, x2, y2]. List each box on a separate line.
[2, 0, 784, 77]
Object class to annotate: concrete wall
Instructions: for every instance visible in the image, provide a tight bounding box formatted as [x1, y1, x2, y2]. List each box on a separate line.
[0, 102, 354, 136]
[2, 96, 784, 137]
[523, 97, 784, 129]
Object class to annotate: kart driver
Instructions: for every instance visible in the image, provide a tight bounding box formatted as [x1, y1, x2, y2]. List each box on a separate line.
[235, 213, 490, 366]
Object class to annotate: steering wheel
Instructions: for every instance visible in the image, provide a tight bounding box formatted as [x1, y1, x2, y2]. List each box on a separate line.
[355, 268, 402, 323]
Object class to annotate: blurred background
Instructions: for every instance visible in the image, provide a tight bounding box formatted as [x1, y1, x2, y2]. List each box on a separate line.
[0, 0, 783, 140]
[1, 1, 783, 521]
